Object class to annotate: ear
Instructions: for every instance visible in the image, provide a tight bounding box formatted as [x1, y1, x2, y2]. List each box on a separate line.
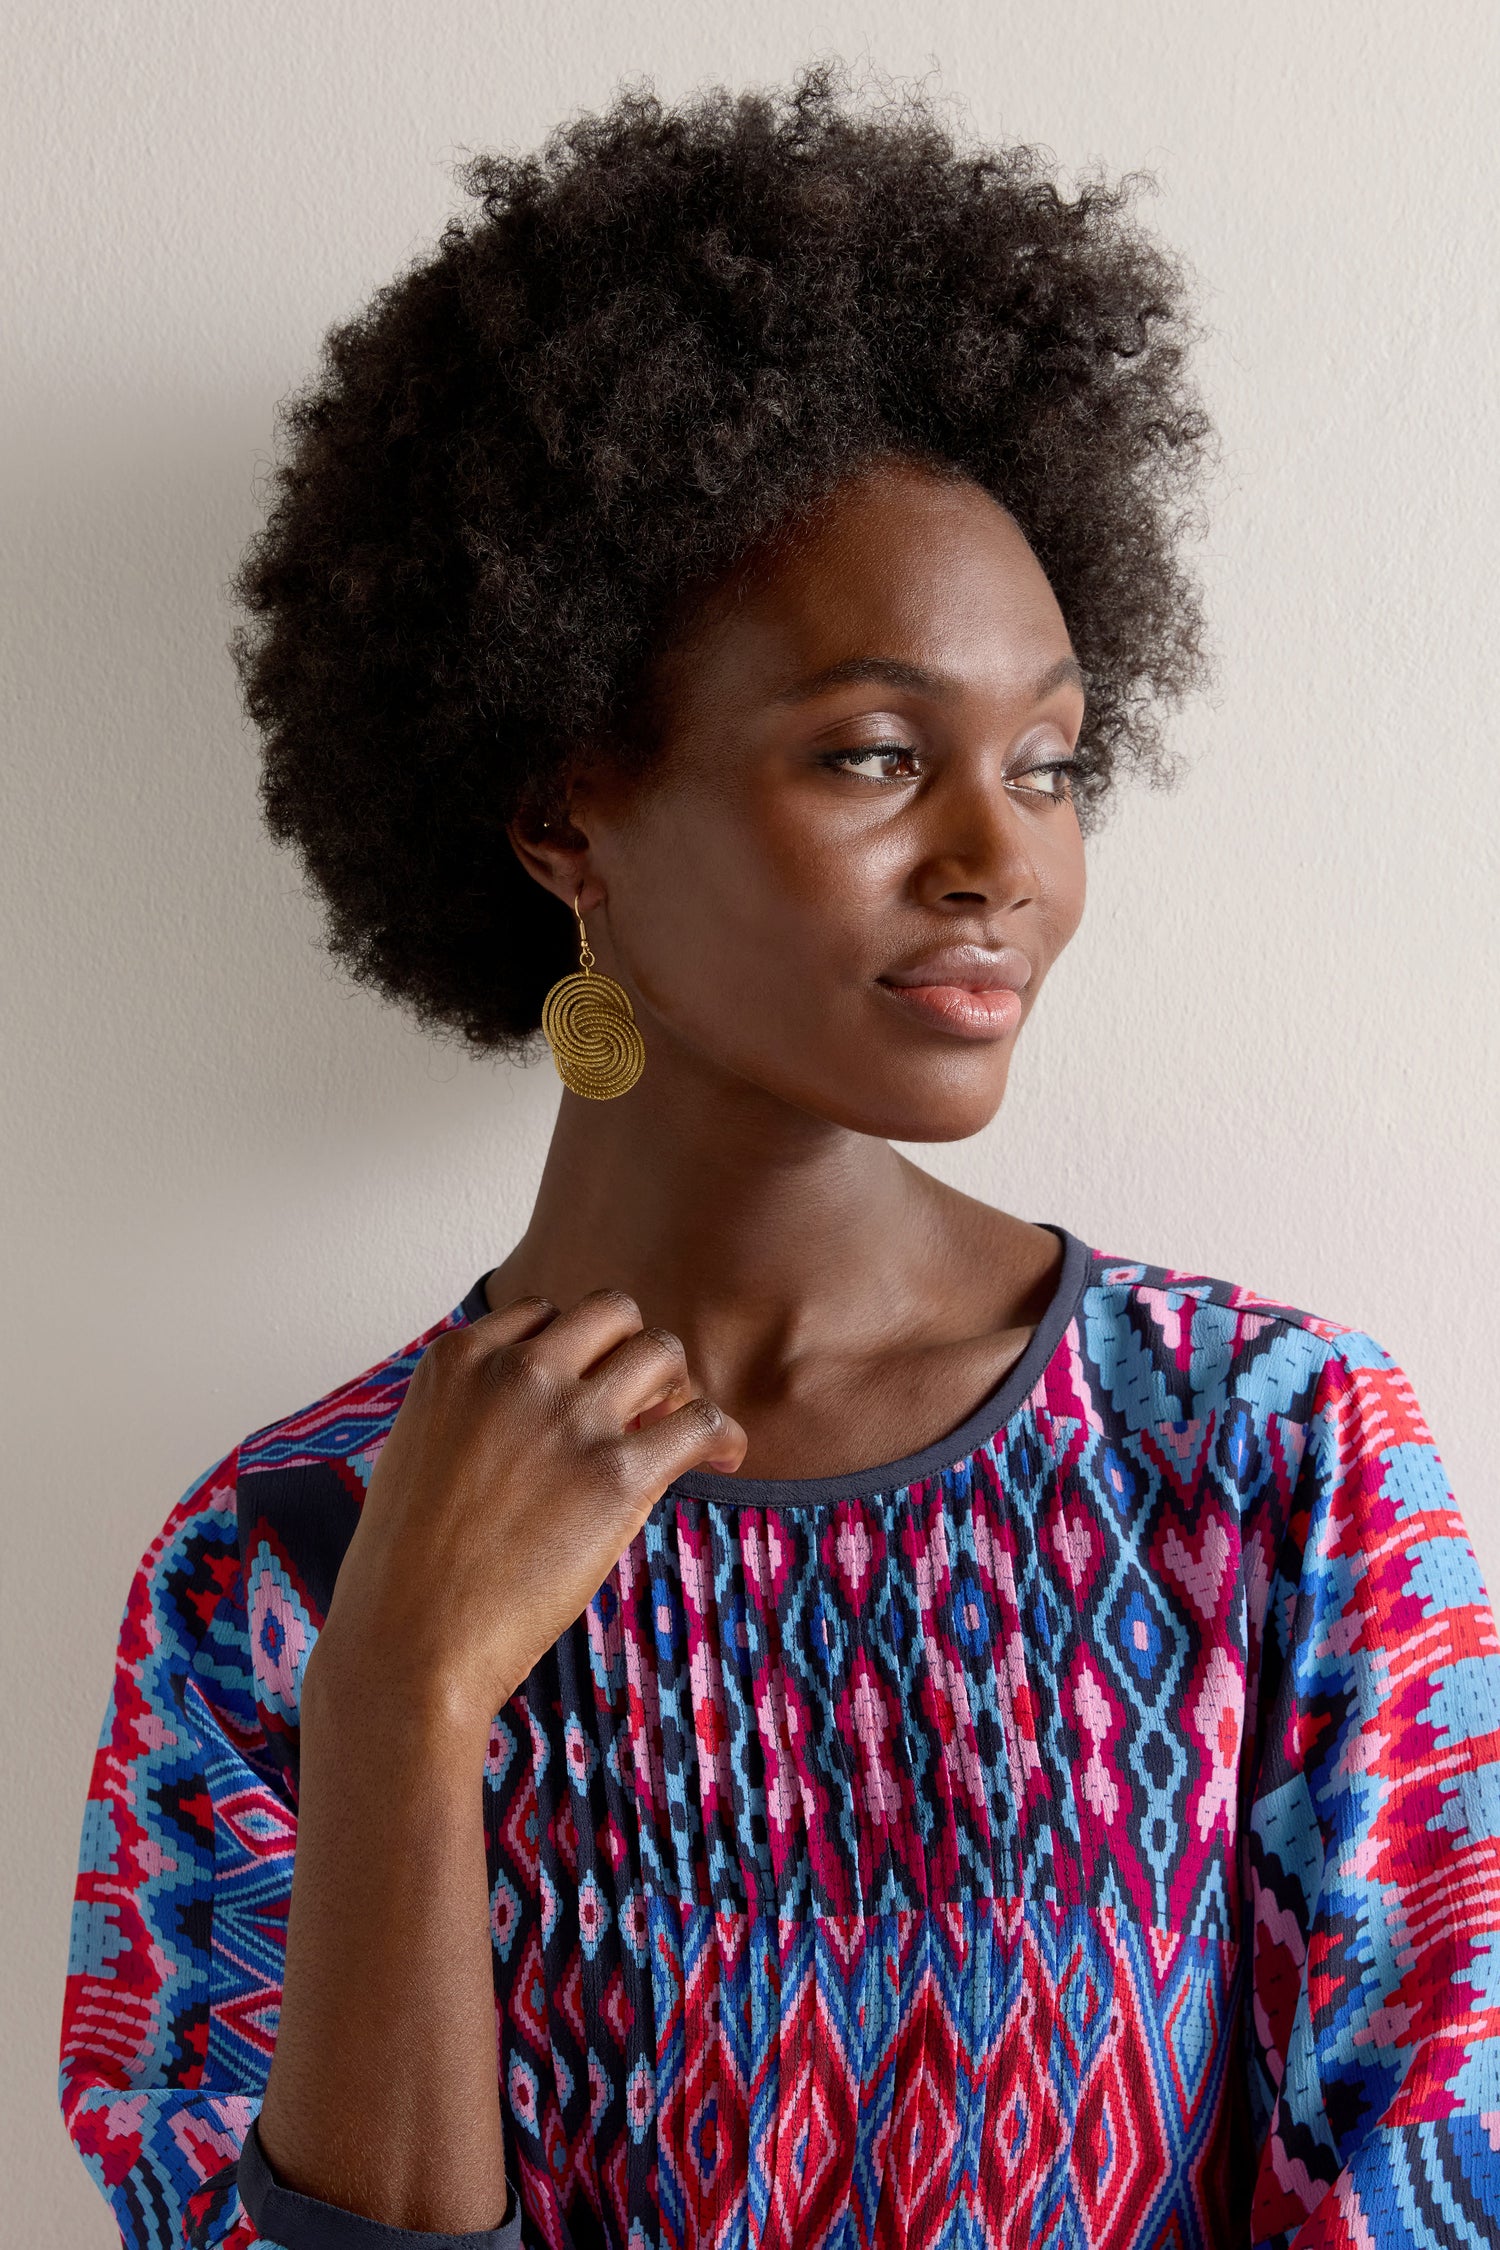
[505, 799, 606, 916]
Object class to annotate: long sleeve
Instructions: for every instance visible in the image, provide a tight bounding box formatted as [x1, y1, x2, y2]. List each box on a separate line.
[60, 1448, 278, 2247]
[1247, 1333, 1500, 2248]
[58, 1449, 521, 2250]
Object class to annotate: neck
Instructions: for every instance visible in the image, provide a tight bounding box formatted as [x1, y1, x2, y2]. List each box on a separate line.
[489, 1045, 948, 1360]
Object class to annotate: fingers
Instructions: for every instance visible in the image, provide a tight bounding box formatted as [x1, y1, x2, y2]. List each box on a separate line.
[625, 1391, 749, 1482]
[467, 1287, 748, 1479]
[521, 1288, 647, 1377]
[464, 1292, 559, 1347]
[587, 1325, 692, 1421]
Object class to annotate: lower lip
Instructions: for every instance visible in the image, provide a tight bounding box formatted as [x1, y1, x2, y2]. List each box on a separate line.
[878, 982, 1024, 1039]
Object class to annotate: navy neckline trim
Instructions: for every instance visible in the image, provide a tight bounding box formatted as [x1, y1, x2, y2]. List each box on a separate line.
[456, 1220, 1094, 1510]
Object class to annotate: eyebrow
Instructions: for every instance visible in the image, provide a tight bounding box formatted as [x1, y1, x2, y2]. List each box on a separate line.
[773, 652, 1086, 704]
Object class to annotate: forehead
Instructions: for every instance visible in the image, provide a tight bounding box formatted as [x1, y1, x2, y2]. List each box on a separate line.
[665, 464, 1073, 715]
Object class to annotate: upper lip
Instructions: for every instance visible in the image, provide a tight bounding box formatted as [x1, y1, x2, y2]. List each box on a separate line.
[878, 943, 1033, 993]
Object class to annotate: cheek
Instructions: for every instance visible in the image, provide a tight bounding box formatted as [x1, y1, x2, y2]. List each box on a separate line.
[1026, 815, 1086, 957]
[622, 783, 862, 961]
[602, 797, 752, 990]
[609, 798, 878, 1052]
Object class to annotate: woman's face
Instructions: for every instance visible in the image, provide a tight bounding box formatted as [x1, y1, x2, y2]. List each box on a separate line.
[526, 459, 1088, 1144]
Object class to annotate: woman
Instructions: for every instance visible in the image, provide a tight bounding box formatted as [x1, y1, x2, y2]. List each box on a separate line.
[59, 70, 1500, 2250]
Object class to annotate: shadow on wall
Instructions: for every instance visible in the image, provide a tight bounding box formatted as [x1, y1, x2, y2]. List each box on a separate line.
[7, 394, 565, 2250]
[6, 394, 558, 1258]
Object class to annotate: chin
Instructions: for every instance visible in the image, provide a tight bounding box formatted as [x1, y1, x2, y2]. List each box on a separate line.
[884, 1101, 1008, 1144]
[804, 1067, 1012, 1144]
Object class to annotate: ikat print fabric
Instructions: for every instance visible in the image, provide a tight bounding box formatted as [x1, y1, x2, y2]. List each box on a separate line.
[60, 1229, 1500, 2248]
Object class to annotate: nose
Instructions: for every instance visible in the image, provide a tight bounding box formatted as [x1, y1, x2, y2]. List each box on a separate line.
[909, 749, 1040, 915]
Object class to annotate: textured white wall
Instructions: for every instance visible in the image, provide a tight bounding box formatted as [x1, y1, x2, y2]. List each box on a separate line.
[5, 2, 1497, 2236]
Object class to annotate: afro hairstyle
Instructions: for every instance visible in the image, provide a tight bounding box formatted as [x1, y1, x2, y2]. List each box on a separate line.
[231, 65, 1215, 1053]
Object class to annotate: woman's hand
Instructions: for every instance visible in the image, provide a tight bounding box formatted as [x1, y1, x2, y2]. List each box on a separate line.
[256, 1288, 746, 2231]
[306, 1289, 747, 1741]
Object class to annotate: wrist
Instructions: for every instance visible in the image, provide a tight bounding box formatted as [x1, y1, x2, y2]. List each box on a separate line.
[301, 1629, 496, 1766]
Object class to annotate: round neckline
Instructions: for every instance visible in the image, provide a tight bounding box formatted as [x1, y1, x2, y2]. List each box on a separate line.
[457, 1221, 1094, 1511]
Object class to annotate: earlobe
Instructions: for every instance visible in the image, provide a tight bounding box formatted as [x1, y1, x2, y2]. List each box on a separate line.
[505, 805, 598, 910]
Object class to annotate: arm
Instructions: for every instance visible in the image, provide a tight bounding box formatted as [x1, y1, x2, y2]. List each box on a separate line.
[60, 1446, 523, 2250]
[250, 1650, 508, 2234]
[1246, 1335, 1500, 2248]
[63, 1290, 744, 2248]
[60, 1450, 284, 2248]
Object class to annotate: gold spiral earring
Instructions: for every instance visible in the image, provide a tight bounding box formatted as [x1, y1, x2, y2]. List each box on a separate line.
[540, 891, 646, 1099]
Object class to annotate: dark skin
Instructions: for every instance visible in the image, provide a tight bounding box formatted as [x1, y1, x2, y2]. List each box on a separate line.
[257, 459, 1088, 2227]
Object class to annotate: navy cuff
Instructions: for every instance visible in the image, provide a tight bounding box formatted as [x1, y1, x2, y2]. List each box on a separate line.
[237, 2120, 522, 2250]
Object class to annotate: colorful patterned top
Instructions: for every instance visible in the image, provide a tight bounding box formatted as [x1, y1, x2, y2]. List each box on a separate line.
[60, 1225, 1500, 2250]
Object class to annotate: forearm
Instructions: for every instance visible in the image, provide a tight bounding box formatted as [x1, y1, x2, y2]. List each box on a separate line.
[256, 1643, 507, 2234]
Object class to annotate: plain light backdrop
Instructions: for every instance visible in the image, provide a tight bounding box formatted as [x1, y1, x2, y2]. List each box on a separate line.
[4, 2, 1497, 2238]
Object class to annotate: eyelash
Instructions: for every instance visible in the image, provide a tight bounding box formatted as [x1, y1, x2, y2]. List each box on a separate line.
[822, 745, 1078, 798]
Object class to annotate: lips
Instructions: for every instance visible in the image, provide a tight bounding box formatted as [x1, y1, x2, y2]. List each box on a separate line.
[876, 944, 1032, 1042]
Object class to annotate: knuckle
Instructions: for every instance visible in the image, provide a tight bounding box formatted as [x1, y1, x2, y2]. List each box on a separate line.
[421, 1327, 472, 1372]
[490, 1341, 550, 1396]
[642, 1325, 685, 1365]
[688, 1395, 724, 1437]
[588, 1287, 640, 1325]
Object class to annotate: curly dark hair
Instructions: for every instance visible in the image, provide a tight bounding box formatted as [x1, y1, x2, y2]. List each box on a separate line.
[231, 65, 1215, 1055]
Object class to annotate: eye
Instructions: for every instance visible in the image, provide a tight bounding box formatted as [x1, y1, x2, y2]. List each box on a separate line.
[1007, 759, 1078, 802]
[822, 743, 923, 782]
